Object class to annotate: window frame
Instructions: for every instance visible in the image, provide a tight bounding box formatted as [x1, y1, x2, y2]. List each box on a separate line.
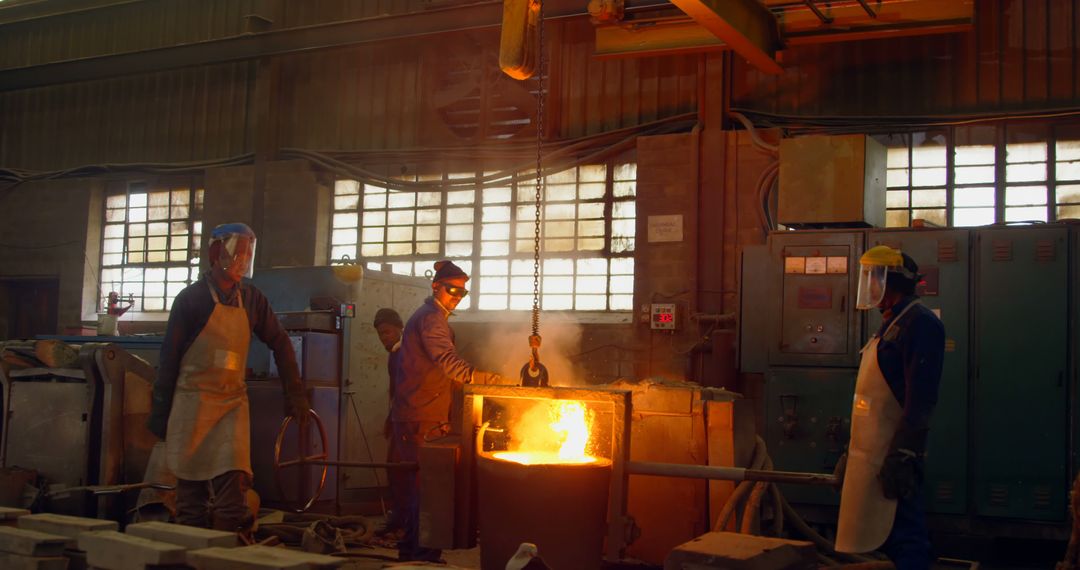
[98, 179, 205, 314]
[329, 159, 636, 313]
[881, 122, 1080, 228]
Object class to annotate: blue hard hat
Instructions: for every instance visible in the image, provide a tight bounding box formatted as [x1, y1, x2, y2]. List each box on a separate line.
[211, 222, 256, 241]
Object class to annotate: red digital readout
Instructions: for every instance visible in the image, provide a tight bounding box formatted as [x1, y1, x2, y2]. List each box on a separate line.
[654, 313, 674, 323]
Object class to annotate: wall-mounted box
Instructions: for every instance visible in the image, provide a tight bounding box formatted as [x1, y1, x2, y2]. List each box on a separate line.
[778, 134, 886, 228]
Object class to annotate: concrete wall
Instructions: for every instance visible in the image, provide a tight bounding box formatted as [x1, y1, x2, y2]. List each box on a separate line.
[0, 179, 101, 334]
[201, 159, 330, 270]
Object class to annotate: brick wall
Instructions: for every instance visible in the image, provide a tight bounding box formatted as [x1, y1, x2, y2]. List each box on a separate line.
[633, 132, 701, 382]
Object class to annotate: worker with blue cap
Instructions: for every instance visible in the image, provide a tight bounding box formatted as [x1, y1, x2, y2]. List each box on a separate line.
[147, 222, 309, 538]
[835, 245, 945, 569]
[394, 260, 503, 562]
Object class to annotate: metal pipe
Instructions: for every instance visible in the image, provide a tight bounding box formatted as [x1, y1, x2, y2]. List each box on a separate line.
[626, 461, 837, 486]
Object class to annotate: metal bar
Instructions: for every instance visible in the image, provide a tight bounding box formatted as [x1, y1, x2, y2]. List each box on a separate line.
[803, 0, 834, 24]
[626, 460, 838, 486]
[0, 0, 671, 92]
[669, 0, 782, 75]
[301, 460, 418, 470]
[855, 0, 876, 19]
[0, 0, 143, 25]
[594, 17, 727, 60]
[606, 386, 632, 562]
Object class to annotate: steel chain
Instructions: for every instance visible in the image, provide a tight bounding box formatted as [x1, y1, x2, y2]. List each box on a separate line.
[531, 0, 545, 339]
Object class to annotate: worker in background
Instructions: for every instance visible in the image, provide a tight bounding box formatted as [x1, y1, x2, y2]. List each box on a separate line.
[373, 307, 406, 539]
[147, 222, 310, 538]
[835, 246, 945, 570]
[394, 260, 503, 562]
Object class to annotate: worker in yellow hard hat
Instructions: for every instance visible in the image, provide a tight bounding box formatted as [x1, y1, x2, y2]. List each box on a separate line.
[835, 245, 945, 570]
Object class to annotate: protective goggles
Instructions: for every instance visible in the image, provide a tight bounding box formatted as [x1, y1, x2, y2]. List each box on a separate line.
[441, 283, 469, 298]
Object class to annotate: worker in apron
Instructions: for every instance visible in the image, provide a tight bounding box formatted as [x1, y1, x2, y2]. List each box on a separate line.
[147, 222, 310, 537]
[835, 246, 945, 570]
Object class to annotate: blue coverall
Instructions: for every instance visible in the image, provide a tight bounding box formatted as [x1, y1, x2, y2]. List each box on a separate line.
[873, 295, 945, 570]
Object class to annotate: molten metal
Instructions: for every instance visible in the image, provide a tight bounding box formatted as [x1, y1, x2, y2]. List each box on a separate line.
[493, 400, 601, 465]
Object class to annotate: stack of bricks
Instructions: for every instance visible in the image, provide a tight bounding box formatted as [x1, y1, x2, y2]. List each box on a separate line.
[8, 513, 345, 570]
[0, 506, 31, 528]
[18, 512, 118, 569]
[0, 525, 70, 569]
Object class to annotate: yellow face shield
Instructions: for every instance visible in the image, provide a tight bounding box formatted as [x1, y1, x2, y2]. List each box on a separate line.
[855, 264, 888, 310]
[856, 245, 904, 310]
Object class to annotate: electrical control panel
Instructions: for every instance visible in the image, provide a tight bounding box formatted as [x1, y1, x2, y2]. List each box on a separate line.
[769, 231, 863, 368]
[650, 303, 677, 330]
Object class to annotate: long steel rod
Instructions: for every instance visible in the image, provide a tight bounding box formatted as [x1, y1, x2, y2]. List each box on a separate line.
[298, 460, 418, 470]
[626, 461, 837, 486]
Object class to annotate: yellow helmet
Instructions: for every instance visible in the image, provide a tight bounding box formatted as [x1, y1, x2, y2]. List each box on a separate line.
[856, 245, 920, 309]
[860, 245, 904, 268]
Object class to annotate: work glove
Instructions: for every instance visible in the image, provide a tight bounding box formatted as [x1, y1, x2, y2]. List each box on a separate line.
[146, 415, 167, 440]
[878, 427, 927, 500]
[832, 452, 847, 490]
[285, 389, 312, 425]
[879, 449, 923, 500]
[472, 370, 504, 385]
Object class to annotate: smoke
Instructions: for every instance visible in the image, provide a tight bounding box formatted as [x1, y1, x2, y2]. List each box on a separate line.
[465, 312, 587, 386]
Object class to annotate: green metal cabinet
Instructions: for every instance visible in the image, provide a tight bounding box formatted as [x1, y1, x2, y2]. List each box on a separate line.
[767, 231, 864, 368]
[867, 229, 970, 515]
[1074, 227, 1080, 482]
[764, 367, 855, 506]
[739, 245, 776, 375]
[974, 226, 1068, 521]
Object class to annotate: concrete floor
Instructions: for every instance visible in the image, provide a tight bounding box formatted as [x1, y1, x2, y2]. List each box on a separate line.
[336, 545, 480, 569]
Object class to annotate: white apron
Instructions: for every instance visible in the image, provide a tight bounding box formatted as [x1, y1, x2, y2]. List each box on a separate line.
[165, 283, 252, 481]
[835, 301, 921, 553]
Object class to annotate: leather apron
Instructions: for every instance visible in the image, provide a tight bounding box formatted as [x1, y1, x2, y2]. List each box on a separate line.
[835, 301, 921, 553]
[165, 283, 252, 481]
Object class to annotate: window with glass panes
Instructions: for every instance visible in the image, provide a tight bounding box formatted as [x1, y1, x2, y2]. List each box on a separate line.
[881, 123, 1080, 227]
[100, 183, 205, 312]
[329, 162, 636, 311]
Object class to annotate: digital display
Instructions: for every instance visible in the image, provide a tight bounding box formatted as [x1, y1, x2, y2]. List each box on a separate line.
[650, 302, 677, 330]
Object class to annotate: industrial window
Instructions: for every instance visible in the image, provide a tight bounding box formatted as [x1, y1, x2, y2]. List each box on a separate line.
[882, 123, 1080, 227]
[99, 183, 205, 312]
[329, 162, 636, 311]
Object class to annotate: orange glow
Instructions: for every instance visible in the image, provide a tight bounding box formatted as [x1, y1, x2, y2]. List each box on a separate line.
[493, 400, 601, 465]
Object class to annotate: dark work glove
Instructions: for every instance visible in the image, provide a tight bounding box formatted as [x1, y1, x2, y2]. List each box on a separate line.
[832, 452, 848, 490]
[879, 426, 927, 500]
[146, 415, 167, 440]
[285, 389, 311, 425]
[879, 449, 923, 500]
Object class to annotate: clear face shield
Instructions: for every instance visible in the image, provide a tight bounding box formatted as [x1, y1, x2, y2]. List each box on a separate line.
[855, 264, 888, 310]
[216, 235, 256, 280]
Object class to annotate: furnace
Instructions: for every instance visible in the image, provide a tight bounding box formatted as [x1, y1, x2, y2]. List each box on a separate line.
[475, 394, 618, 569]
[419, 384, 631, 569]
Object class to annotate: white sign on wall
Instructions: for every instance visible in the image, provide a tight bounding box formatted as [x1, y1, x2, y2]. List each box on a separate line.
[647, 214, 683, 243]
